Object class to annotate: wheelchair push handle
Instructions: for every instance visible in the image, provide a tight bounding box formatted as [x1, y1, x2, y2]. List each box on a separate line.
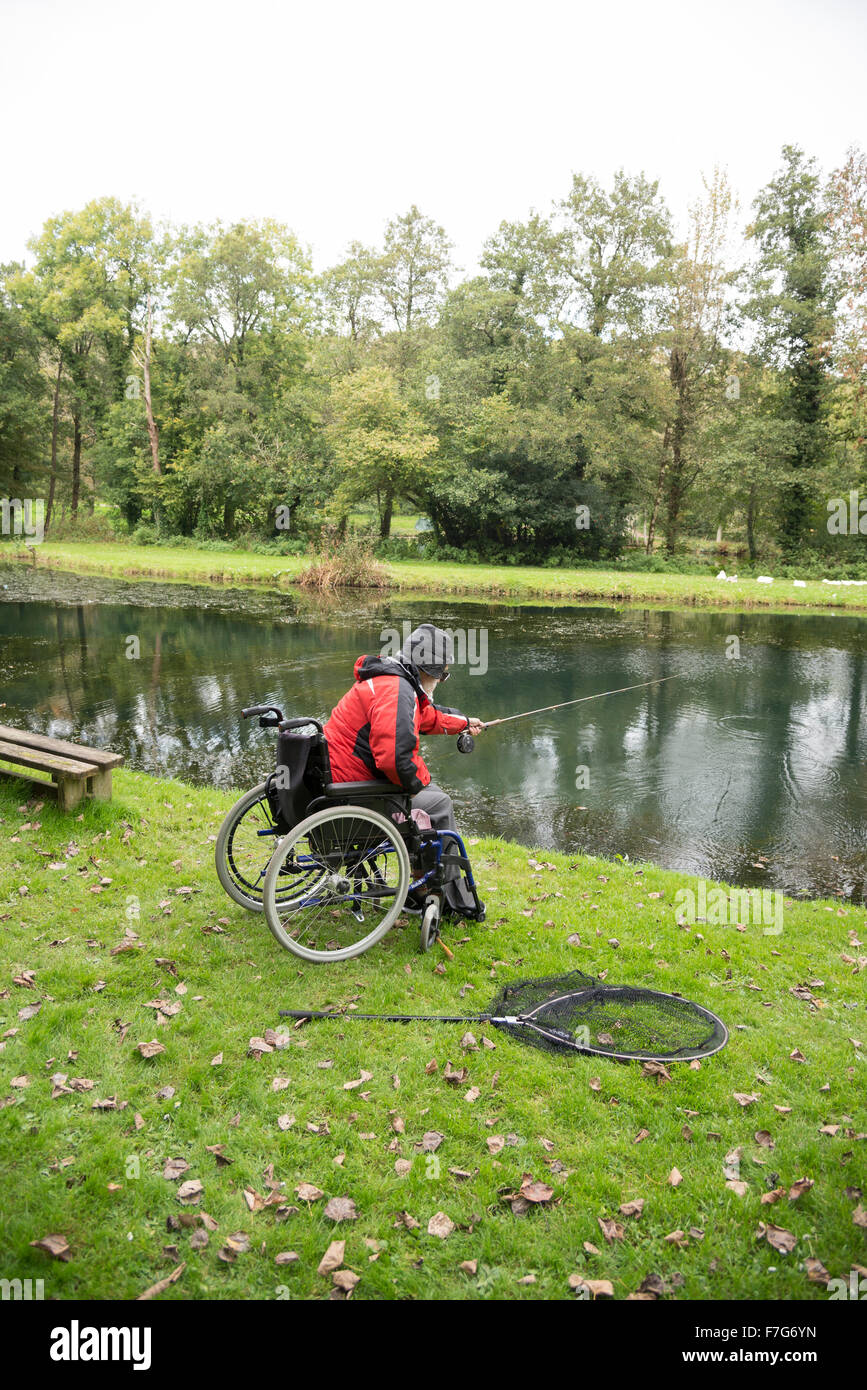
[241, 706, 324, 733]
[241, 704, 285, 721]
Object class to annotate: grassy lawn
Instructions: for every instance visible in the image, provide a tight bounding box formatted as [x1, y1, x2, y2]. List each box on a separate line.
[5, 539, 867, 611]
[1, 767, 864, 1301]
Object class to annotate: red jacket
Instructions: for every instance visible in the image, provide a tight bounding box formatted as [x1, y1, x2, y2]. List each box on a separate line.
[323, 654, 468, 794]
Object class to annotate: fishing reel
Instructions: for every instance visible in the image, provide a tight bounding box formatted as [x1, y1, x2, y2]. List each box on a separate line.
[456, 730, 475, 754]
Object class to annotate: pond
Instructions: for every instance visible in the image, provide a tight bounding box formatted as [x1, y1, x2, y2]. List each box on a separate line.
[1, 563, 866, 901]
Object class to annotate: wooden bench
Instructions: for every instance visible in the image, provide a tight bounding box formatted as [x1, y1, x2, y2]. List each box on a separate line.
[0, 724, 124, 811]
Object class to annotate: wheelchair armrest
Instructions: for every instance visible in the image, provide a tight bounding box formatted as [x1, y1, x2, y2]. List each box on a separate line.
[323, 781, 405, 798]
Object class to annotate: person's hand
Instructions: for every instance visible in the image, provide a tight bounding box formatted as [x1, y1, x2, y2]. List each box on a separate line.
[466, 718, 485, 735]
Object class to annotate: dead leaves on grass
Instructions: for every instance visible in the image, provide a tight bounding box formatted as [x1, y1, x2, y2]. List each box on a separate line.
[30, 1233, 71, 1261]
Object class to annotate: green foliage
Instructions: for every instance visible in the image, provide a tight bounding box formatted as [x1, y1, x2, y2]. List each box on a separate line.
[0, 265, 48, 493]
[1, 151, 863, 566]
[746, 147, 838, 556]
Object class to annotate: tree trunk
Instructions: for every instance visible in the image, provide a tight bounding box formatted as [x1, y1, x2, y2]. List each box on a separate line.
[45, 356, 63, 532]
[379, 490, 394, 539]
[646, 427, 669, 553]
[746, 484, 758, 563]
[71, 408, 82, 519]
[663, 356, 688, 555]
[143, 294, 161, 476]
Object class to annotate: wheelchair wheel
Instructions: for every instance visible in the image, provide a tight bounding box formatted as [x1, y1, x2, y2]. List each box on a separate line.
[215, 781, 317, 913]
[419, 895, 441, 953]
[262, 804, 411, 962]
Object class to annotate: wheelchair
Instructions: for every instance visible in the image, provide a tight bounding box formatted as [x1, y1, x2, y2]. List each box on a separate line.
[215, 704, 484, 963]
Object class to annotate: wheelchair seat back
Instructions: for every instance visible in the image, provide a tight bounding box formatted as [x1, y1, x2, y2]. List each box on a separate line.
[274, 726, 331, 827]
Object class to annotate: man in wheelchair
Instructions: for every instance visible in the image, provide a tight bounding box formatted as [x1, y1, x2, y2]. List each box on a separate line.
[323, 623, 486, 922]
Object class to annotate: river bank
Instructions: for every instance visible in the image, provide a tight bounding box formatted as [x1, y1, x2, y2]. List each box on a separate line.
[5, 540, 867, 611]
[1, 765, 864, 1300]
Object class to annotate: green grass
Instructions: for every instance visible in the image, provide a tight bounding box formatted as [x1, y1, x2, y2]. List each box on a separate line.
[348, 511, 420, 535]
[5, 539, 867, 611]
[1, 768, 864, 1301]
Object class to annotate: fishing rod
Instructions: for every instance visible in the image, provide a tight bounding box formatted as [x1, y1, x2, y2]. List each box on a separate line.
[455, 674, 680, 752]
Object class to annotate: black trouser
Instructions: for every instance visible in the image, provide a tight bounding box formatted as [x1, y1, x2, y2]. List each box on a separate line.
[411, 782, 476, 914]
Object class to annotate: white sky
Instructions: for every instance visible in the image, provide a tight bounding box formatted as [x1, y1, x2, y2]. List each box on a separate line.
[2, 0, 865, 276]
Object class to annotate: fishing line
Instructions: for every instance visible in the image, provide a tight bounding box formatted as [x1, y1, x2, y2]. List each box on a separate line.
[436, 673, 681, 760]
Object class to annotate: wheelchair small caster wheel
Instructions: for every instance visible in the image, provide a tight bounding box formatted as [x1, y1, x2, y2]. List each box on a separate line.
[420, 896, 441, 952]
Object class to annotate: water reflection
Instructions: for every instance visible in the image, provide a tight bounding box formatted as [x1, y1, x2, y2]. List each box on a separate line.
[1, 565, 865, 900]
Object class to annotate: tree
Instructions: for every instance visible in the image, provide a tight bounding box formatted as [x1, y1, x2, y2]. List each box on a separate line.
[326, 364, 437, 537]
[827, 147, 867, 494]
[0, 265, 48, 498]
[657, 168, 738, 553]
[169, 219, 311, 366]
[165, 220, 314, 536]
[13, 198, 155, 521]
[377, 206, 452, 337]
[747, 146, 837, 557]
[556, 170, 673, 337]
[319, 240, 383, 345]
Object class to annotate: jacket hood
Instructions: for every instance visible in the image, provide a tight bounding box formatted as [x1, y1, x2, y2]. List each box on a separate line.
[354, 653, 429, 703]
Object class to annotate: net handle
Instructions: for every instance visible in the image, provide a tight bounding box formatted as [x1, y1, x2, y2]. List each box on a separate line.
[279, 1008, 489, 1023]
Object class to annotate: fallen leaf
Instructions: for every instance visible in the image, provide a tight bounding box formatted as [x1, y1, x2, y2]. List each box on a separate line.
[788, 1177, 814, 1201]
[137, 1261, 185, 1300]
[427, 1211, 455, 1239]
[619, 1198, 645, 1218]
[332, 1268, 359, 1295]
[761, 1188, 786, 1205]
[295, 1182, 324, 1202]
[324, 1196, 358, 1222]
[757, 1222, 797, 1254]
[343, 1070, 373, 1091]
[598, 1217, 625, 1243]
[30, 1233, 71, 1261]
[317, 1239, 345, 1275]
[804, 1257, 830, 1285]
[519, 1173, 554, 1204]
[568, 1274, 614, 1298]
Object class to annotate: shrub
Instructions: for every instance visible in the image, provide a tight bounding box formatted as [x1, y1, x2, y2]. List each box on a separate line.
[299, 526, 393, 591]
[46, 513, 119, 543]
